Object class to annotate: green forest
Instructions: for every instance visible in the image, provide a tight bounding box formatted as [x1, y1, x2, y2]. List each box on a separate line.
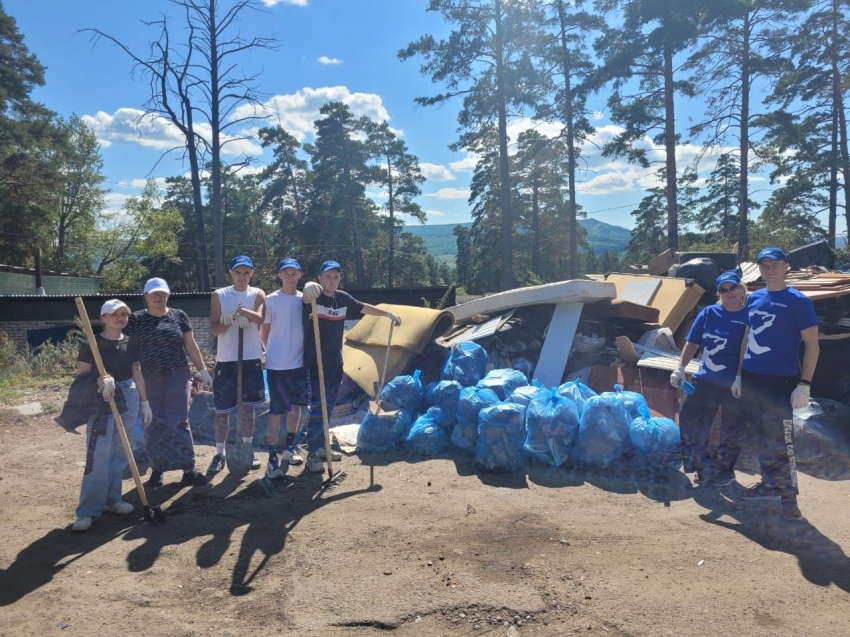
[1, 0, 849, 295]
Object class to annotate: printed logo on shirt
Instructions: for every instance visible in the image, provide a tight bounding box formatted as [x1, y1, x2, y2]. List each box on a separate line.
[702, 333, 728, 372]
[745, 309, 776, 359]
[772, 302, 788, 308]
[317, 305, 348, 321]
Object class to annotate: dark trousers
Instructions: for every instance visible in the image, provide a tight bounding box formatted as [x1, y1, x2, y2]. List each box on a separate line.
[143, 367, 196, 472]
[679, 379, 746, 478]
[740, 370, 799, 500]
[304, 363, 343, 454]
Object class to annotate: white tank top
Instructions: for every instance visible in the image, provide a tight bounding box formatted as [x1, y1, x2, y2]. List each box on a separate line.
[263, 289, 305, 370]
[215, 285, 264, 362]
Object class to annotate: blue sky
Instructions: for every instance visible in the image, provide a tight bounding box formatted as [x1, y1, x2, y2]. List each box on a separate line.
[7, 0, 749, 233]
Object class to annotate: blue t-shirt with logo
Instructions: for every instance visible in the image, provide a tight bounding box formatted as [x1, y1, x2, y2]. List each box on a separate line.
[742, 287, 818, 377]
[685, 305, 748, 387]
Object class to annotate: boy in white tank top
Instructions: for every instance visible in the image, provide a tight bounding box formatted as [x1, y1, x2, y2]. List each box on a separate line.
[207, 255, 267, 474]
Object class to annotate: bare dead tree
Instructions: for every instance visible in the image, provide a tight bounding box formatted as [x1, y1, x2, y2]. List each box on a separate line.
[83, 0, 276, 289]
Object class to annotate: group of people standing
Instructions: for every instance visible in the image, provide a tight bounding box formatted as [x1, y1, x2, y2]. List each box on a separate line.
[71, 256, 400, 532]
[672, 247, 820, 522]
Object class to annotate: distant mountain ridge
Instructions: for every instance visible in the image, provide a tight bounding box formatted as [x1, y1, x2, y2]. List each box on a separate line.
[404, 218, 631, 265]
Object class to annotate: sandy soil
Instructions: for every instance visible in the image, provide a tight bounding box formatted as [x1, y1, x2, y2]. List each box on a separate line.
[1, 385, 849, 637]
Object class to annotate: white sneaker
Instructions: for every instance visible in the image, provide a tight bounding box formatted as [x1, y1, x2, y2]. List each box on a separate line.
[306, 453, 324, 473]
[104, 501, 135, 515]
[72, 516, 92, 532]
[281, 449, 304, 466]
[318, 447, 342, 461]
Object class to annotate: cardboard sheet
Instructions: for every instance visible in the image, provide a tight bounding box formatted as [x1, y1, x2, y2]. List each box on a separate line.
[343, 304, 455, 398]
[589, 365, 679, 420]
[605, 273, 704, 332]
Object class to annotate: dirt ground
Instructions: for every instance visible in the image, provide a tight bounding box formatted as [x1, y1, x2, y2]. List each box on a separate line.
[1, 384, 849, 637]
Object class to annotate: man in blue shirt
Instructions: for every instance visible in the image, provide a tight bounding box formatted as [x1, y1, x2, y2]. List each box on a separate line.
[733, 247, 819, 521]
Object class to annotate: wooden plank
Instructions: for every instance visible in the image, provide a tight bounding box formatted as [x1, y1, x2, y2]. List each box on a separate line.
[533, 301, 582, 388]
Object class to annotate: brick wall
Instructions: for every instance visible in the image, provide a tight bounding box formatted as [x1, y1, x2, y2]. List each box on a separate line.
[1, 314, 214, 353]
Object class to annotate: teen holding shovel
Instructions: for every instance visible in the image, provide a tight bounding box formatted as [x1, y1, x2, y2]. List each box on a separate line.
[300, 260, 402, 473]
[72, 299, 149, 532]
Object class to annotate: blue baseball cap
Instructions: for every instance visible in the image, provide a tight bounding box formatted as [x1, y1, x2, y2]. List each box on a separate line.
[716, 271, 741, 289]
[756, 247, 788, 263]
[319, 260, 342, 273]
[278, 257, 302, 271]
[229, 255, 254, 270]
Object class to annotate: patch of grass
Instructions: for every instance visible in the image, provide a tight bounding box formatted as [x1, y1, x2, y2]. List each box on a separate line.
[0, 330, 80, 406]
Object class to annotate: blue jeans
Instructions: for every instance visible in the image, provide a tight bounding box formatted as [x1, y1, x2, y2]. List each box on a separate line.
[304, 364, 342, 455]
[76, 379, 140, 518]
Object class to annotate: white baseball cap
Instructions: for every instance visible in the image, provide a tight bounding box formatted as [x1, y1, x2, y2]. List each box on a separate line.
[144, 277, 171, 294]
[100, 299, 130, 316]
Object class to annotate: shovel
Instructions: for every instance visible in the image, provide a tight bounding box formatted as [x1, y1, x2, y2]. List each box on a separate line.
[370, 321, 395, 416]
[74, 298, 165, 525]
[225, 324, 253, 477]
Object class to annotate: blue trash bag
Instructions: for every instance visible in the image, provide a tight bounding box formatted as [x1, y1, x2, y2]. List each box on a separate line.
[571, 394, 632, 467]
[556, 379, 598, 417]
[380, 369, 424, 412]
[524, 389, 580, 467]
[476, 368, 529, 401]
[404, 407, 450, 456]
[357, 409, 414, 453]
[509, 379, 546, 406]
[629, 416, 682, 473]
[451, 386, 501, 452]
[424, 380, 463, 429]
[441, 341, 488, 387]
[475, 402, 527, 472]
[614, 383, 651, 420]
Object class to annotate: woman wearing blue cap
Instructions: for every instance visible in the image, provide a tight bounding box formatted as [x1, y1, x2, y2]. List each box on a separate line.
[731, 247, 819, 522]
[671, 271, 749, 489]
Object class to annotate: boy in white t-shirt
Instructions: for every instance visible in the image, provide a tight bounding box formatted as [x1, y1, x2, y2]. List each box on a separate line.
[259, 258, 309, 478]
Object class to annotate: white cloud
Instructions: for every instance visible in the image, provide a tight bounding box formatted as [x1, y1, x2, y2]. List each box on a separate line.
[449, 153, 480, 173]
[505, 118, 563, 149]
[579, 172, 640, 196]
[318, 56, 342, 65]
[231, 86, 391, 142]
[261, 0, 307, 5]
[424, 188, 470, 200]
[82, 108, 263, 157]
[425, 209, 446, 217]
[116, 177, 170, 190]
[104, 192, 132, 213]
[420, 163, 455, 182]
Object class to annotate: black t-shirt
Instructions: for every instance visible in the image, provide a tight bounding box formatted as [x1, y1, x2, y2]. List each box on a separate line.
[302, 290, 365, 367]
[125, 308, 193, 372]
[77, 334, 139, 382]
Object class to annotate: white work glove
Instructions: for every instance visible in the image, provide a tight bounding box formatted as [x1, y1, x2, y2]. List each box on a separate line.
[791, 383, 811, 410]
[198, 369, 213, 390]
[98, 375, 115, 402]
[140, 400, 153, 426]
[731, 375, 742, 399]
[219, 311, 234, 326]
[234, 313, 250, 330]
[303, 281, 322, 300]
[386, 310, 402, 327]
[670, 366, 685, 389]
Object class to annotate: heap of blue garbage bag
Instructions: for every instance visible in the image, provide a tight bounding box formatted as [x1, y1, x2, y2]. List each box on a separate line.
[357, 340, 683, 474]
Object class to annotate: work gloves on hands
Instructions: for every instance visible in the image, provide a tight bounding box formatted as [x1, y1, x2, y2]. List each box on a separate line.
[98, 375, 115, 402]
[219, 311, 234, 326]
[140, 400, 153, 426]
[669, 366, 685, 389]
[233, 312, 250, 330]
[791, 383, 811, 410]
[303, 281, 323, 300]
[198, 369, 213, 390]
[386, 310, 402, 327]
[731, 375, 742, 399]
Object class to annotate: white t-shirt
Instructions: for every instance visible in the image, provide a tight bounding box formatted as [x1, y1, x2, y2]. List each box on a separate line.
[215, 285, 264, 362]
[263, 289, 305, 370]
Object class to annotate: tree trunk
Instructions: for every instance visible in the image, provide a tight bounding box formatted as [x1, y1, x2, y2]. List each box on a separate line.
[832, 0, 850, 243]
[737, 13, 751, 261]
[207, 0, 224, 287]
[663, 44, 678, 251]
[557, 0, 579, 280]
[494, 0, 514, 291]
[531, 181, 540, 277]
[386, 153, 395, 287]
[187, 138, 210, 292]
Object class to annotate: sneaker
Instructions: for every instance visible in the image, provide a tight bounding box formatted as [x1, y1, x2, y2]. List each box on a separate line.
[306, 453, 325, 473]
[318, 447, 342, 461]
[782, 500, 805, 522]
[251, 455, 261, 471]
[180, 470, 208, 487]
[737, 481, 781, 501]
[281, 449, 304, 466]
[207, 453, 226, 474]
[104, 501, 135, 515]
[149, 470, 163, 487]
[72, 516, 92, 532]
[265, 456, 284, 479]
